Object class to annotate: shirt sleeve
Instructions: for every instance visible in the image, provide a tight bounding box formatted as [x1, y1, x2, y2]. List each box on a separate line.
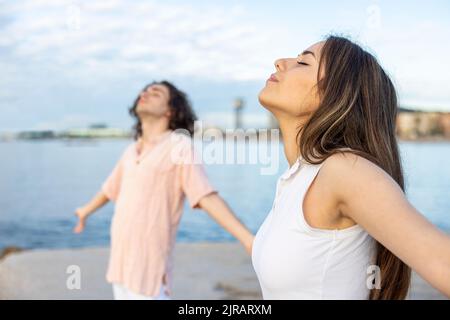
[101, 148, 127, 202]
[179, 142, 217, 209]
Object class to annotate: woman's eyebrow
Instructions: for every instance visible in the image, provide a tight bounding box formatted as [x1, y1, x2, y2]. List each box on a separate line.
[298, 50, 316, 59]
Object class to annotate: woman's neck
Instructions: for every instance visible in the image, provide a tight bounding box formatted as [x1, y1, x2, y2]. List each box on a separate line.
[277, 114, 308, 167]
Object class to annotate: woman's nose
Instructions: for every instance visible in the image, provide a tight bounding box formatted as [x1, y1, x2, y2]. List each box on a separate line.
[274, 58, 284, 71]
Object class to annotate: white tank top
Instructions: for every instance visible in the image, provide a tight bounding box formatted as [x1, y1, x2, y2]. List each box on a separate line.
[252, 155, 377, 299]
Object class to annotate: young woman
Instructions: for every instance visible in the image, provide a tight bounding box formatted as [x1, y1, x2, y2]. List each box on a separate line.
[251, 35, 450, 300]
[73, 81, 254, 300]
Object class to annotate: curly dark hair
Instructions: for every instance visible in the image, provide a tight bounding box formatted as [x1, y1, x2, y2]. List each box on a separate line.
[128, 80, 197, 140]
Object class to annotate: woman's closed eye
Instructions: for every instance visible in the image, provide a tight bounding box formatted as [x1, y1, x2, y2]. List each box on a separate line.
[146, 88, 162, 97]
[297, 61, 309, 66]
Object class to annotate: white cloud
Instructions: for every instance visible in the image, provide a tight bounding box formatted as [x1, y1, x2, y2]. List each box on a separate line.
[0, 0, 449, 117]
[0, 0, 287, 85]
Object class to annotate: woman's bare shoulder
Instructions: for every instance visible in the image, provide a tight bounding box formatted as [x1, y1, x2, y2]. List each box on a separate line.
[321, 151, 389, 178]
[319, 150, 400, 202]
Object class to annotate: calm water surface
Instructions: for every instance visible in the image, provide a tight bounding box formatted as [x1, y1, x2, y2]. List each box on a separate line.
[0, 139, 449, 250]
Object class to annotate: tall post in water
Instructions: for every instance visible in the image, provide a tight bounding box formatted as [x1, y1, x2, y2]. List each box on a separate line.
[233, 97, 244, 130]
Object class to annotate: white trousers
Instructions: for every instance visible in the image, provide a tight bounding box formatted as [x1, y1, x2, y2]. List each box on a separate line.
[112, 283, 171, 300]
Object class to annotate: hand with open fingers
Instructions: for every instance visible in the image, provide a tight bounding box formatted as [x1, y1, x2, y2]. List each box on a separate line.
[73, 207, 88, 234]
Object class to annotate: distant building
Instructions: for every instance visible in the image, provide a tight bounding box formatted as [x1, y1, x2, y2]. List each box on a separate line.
[12, 124, 131, 140]
[439, 113, 450, 138]
[88, 123, 108, 129]
[396, 108, 450, 140]
[60, 126, 131, 138]
[17, 130, 55, 140]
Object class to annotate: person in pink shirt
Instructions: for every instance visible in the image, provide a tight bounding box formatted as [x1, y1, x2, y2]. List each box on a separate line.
[73, 80, 254, 300]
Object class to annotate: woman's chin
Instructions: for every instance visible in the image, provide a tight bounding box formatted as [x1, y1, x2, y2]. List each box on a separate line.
[258, 90, 275, 111]
[258, 89, 269, 106]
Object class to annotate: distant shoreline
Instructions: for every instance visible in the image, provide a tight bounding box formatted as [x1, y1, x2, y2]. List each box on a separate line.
[1, 135, 450, 143]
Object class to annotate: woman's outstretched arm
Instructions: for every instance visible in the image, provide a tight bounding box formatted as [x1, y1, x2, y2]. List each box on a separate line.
[73, 190, 109, 233]
[325, 152, 450, 298]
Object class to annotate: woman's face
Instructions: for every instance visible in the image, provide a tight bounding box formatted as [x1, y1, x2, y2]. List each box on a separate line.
[258, 41, 325, 117]
[137, 83, 171, 118]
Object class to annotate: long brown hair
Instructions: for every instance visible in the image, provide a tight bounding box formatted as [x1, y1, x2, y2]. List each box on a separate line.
[129, 80, 197, 140]
[298, 35, 411, 299]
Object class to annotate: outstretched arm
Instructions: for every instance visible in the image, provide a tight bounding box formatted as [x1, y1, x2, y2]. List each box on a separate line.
[198, 193, 254, 255]
[73, 190, 109, 233]
[326, 152, 450, 297]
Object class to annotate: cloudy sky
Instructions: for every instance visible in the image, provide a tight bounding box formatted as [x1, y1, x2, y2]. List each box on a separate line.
[1, 0, 449, 131]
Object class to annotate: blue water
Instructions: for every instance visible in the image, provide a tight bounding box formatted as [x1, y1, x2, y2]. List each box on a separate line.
[0, 139, 449, 250]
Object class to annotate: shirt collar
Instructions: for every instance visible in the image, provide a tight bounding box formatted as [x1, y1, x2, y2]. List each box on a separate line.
[280, 155, 304, 181]
[135, 130, 172, 155]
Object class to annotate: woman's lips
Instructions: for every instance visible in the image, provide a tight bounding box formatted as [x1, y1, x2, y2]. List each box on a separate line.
[267, 73, 279, 82]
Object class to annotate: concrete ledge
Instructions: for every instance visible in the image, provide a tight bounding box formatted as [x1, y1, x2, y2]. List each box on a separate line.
[0, 243, 446, 300]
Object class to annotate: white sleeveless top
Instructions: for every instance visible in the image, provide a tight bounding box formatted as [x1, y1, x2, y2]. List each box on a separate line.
[252, 155, 377, 299]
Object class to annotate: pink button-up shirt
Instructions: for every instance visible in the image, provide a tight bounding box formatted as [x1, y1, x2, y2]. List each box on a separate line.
[101, 130, 217, 297]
